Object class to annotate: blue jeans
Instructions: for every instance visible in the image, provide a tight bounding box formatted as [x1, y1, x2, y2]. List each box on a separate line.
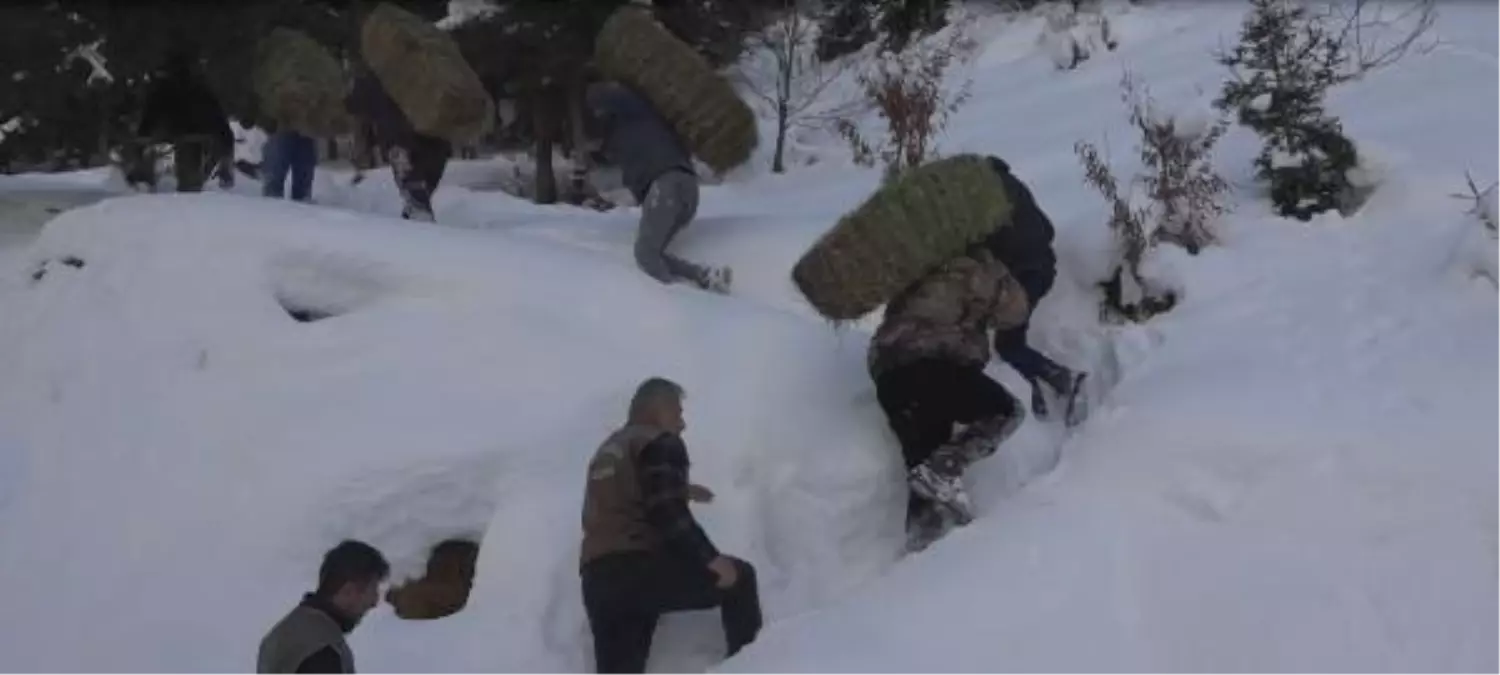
[261, 131, 317, 201]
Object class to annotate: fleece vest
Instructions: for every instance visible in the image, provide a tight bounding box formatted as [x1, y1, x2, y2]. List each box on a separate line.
[580, 423, 673, 567]
[257, 605, 354, 674]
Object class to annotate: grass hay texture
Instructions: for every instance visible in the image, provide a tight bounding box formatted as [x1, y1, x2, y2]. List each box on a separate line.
[594, 5, 757, 174]
[792, 154, 1014, 322]
[253, 29, 354, 138]
[385, 539, 479, 621]
[361, 2, 495, 144]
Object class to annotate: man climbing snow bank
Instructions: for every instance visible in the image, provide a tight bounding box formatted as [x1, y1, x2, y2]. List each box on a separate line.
[982, 155, 1087, 426]
[870, 245, 1030, 551]
[586, 81, 731, 294]
[579, 377, 761, 673]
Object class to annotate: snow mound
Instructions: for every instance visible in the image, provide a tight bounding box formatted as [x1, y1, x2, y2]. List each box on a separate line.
[0, 194, 908, 672]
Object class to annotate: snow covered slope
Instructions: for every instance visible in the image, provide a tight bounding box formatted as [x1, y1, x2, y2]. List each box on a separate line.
[0, 1, 1495, 672]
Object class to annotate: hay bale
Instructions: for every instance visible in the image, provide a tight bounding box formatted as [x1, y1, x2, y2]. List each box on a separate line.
[361, 2, 494, 144]
[385, 540, 479, 621]
[253, 29, 354, 138]
[792, 155, 1014, 322]
[594, 5, 757, 174]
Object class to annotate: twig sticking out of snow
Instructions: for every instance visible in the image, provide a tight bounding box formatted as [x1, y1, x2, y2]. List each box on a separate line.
[1450, 171, 1498, 236]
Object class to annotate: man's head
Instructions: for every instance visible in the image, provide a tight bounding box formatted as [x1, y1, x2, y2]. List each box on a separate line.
[628, 377, 686, 434]
[316, 540, 390, 629]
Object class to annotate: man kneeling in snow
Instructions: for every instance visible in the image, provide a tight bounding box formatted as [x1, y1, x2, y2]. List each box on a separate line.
[258, 540, 389, 673]
[871, 244, 1030, 551]
[579, 378, 761, 673]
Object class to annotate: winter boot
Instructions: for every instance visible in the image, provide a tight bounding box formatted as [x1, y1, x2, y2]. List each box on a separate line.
[1034, 364, 1089, 428]
[701, 266, 733, 295]
[905, 500, 957, 553]
[908, 460, 974, 526]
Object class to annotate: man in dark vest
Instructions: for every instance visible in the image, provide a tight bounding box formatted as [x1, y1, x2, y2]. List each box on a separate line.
[258, 540, 389, 673]
[579, 377, 762, 673]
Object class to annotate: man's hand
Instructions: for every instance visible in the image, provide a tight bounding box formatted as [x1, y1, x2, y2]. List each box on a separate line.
[707, 556, 738, 590]
[688, 483, 715, 504]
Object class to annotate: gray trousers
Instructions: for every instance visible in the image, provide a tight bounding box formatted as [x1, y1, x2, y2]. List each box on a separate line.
[637, 170, 711, 287]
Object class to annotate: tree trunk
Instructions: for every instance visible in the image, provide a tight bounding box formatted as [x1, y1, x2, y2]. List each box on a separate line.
[566, 71, 590, 205]
[772, 101, 788, 173]
[533, 89, 558, 205]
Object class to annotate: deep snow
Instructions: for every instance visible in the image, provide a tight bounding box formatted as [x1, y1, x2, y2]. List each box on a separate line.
[0, 2, 1495, 672]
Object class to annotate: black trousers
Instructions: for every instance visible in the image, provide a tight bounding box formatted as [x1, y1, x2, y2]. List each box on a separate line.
[874, 359, 1019, 516]
[388, 135, 450, 220]
[582, 552, 762, 674]
[992, 265, 1065, 383]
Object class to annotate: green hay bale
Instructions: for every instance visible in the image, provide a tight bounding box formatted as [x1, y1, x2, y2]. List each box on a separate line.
[792, 155, 1014, 322]
[361, 2, 495, 144]
[253, 29, 354, 138]
[594, 5, 758, 174]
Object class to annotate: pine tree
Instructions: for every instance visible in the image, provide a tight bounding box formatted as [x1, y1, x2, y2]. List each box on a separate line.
[1215, 0, 1358, 221]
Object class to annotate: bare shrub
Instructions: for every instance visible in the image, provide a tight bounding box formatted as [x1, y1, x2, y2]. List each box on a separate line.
[1451, 171, 1498, 237]
[1120, 74, 1231, 255]
[839, 22, 976, 175]
[1324, 0, 1439, 78]
[1075, 139, 1177, 323]
[739, 1, 860, 173]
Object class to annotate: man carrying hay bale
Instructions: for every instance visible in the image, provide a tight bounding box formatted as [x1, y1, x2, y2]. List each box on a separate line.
[346, 60, 452, 222]
[253, 27, 351, 203]
[869, 243, 1033, 551]
[137, 47, 235, 193]
[586, 80, 731, 294]
[980, 156, 1087, 427]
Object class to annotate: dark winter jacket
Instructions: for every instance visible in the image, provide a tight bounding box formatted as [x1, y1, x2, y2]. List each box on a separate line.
[345, 69, 450, 157]
[983, 156, 1057, 278]
[137, 58, 232, 147]
[257, 594, 357, 674]
[586, 81, 694, 203]
[580, 423, 719, 569]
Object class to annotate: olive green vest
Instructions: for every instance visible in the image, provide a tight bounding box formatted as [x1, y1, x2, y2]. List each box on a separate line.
[257, 605, 354, 673]
[580, 423, 672, 567]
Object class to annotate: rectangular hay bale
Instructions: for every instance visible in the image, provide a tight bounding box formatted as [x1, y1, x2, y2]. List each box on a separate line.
[253, 28, 354, 138]
[361, 2, 495, 144]
[792, 155, 1015, 322]
[594, 5, 757, 174]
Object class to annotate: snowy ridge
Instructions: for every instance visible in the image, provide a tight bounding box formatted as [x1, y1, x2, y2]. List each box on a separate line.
[0, 1, 1495, 672]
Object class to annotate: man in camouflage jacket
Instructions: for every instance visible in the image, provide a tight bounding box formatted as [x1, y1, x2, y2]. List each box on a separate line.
[870, 244, 1030, 549]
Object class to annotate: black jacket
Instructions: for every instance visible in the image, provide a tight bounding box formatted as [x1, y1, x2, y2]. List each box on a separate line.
[137, 60, 232, 146]
[983, 156, 1057, 277]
